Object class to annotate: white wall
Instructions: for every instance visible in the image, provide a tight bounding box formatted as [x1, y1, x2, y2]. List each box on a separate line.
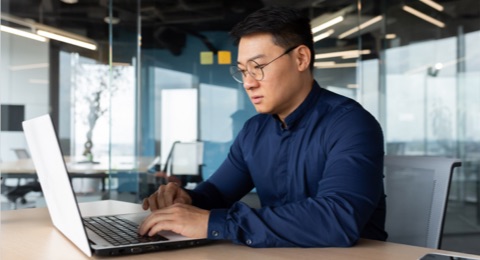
[1, 32, 49, 161]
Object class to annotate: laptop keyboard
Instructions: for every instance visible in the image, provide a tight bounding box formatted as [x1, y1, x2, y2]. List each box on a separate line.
[83, 216, 168, 246]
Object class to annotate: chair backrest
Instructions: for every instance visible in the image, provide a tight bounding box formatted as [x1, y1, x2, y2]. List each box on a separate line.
[12, 148, 30, 159]
[168, 141, 204, 176]
[384, 155, 461, 249]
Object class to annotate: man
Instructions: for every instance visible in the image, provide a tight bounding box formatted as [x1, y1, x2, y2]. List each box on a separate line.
[139, 6, 387, 247]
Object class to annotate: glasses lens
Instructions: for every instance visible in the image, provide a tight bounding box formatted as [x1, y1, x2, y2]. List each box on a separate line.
[230, 66, 243, 83]
[246, 60, 264, 81]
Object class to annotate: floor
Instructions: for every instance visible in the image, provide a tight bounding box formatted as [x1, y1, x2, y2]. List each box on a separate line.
[2, 192, 480, 256]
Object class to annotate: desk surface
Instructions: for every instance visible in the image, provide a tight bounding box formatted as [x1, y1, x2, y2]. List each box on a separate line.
[1, 200, 479, 260]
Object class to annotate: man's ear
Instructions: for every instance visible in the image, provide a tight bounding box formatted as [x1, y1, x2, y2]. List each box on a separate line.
[295, 45, 311, 72]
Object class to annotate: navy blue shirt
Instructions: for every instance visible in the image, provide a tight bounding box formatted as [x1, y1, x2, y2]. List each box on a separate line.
[188, 81, 387, 247]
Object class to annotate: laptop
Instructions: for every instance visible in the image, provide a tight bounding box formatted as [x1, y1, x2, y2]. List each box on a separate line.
[22, 114, 210, 257]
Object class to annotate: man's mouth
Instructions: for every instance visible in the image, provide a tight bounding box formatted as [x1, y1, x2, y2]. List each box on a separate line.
[251, 95, 263, 104]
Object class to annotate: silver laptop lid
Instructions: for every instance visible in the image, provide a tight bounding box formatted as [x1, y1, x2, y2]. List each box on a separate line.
[23, 114, 92, 257]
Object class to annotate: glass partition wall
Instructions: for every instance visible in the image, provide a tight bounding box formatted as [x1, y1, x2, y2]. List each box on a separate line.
[1, 0, 142, 203]
[1, 0, 479, 254]
[379, 1, 480, 252]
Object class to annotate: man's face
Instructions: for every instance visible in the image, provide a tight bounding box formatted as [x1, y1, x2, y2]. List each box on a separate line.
[237, 33, 304, 120]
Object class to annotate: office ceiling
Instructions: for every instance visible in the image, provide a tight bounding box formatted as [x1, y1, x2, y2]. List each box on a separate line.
[2, 0, 479, 57]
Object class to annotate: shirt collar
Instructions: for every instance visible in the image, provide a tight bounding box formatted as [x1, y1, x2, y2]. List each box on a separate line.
[273, 81, 322, 130]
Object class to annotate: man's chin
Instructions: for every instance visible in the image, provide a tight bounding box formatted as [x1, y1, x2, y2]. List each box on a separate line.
[254, 107, 268, 114]
[253, 109, 273, 114]
[253, 104, 269, 113]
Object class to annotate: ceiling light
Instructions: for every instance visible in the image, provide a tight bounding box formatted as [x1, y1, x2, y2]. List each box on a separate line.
[341, 53, 362, 59]
[310, 4, 356, 35]
[10, 63, 49, 71]
[315, 49, 371, 59]
[104, 10, 120, 25]
[402, 6, 445, 28]
[314, 61, 335, 67]
[29, 79, 49, 84]
[434, 62, 444, 70]
[104, 16, 120, 25]
[385, 34, 397, 39]
[1, 25, 47, 42]
[2, 13, 97, 51]
[313, 29, 334, 42]
[37, 30, 97, 50]
[314, 62, 357, 69]
[61, 0, 78, 4]
[419, 0, 444, 12]
[338, 15, 383, 39]
[311, 16, 343, 34]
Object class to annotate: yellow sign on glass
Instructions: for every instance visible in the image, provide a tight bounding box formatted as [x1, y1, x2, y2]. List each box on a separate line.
[200, 51, 213, 65]
[217, 51, 231, 65]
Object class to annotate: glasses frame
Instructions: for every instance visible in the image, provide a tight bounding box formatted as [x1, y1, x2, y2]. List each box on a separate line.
[230, 45, 299, 83]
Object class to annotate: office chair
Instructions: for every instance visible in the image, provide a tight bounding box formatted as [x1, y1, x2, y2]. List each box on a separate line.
[163, 141, 204, 188]
[383, 155, 461, 249]
[12, 148, 30, 159]
[2, 149, 42, 209]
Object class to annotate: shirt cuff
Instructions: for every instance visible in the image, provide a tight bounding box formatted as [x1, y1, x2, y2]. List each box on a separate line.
[207, 208, 229, 240]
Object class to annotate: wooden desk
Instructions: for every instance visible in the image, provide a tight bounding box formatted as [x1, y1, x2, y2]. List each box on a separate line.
[1, 200, 479, 260]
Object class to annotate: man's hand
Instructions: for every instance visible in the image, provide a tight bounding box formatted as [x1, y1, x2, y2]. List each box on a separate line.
[154, 171, 183, 186]
[138, 203, 209, 239]
[142, 182, 192, 211]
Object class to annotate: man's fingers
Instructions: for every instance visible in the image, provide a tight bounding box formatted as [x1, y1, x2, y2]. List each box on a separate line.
[139, 204, 209, 239]
[138, 208, 174, 235]
[142, 194, 156, 211]
[156, 185, 167, 208]
[148, 192, 160, 211]
[142, 198, 149, 210]
[163, 182, 180, 207]
[142, 183, 191, 211]
[142, 191, 159, 210]
[147, 220, 175, 236]
[174, 197, 186, 204]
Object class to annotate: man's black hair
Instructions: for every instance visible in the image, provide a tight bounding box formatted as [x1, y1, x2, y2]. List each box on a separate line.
[230, 6, 314, 71]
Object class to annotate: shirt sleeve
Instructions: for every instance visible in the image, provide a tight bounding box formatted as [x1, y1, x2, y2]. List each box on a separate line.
[193, 107, 385, 248]
[186, 131, 256, 210]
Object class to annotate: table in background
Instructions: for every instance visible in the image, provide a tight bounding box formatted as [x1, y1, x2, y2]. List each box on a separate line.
[0, 156, 156, 191]
[1, 200, 480, 260]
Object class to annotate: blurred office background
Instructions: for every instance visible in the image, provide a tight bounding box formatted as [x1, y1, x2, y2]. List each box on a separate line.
[1, 0, 479, 254]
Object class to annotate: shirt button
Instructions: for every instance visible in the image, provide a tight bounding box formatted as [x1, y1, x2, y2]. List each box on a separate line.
[246, 239, 252, 245]
[212, 231, 219, 237]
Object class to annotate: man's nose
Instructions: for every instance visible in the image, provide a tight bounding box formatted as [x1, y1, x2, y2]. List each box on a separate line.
[243, 73, 258, 90]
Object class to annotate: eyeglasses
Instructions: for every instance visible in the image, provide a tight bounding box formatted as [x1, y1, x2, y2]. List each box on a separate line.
[230, 45, 298, 83]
